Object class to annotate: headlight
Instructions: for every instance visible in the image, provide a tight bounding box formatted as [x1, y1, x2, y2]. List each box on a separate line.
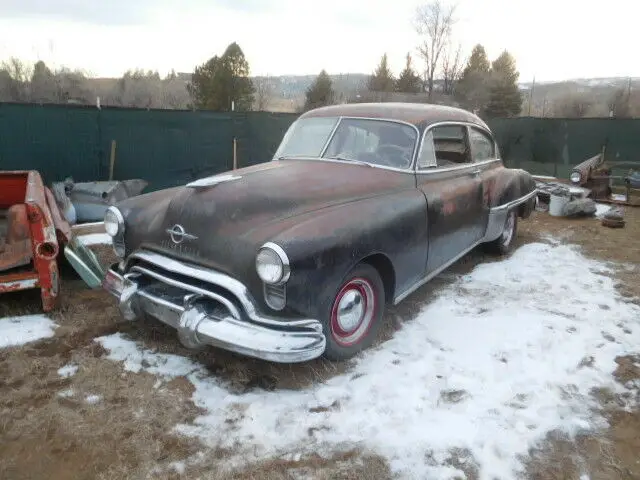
[104, 206, 124, 237]
[256, 243, 290, 285]
[570, 171, 582, 184]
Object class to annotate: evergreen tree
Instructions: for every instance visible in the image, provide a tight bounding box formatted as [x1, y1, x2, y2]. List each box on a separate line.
[455, 44, 491, 112]
[484, 50, 522, 118]
[187, 42, 255, 111]
[367, 54, 395, 92]
[395, 53, 422, 94]
[304, 70, 335, 111]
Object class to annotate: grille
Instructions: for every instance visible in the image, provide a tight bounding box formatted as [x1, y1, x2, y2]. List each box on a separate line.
[126, 256, 246, 321]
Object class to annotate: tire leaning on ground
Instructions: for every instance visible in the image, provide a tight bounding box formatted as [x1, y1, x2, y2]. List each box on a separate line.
[321, 263, 386, 361]
[484, 209, 518, 255]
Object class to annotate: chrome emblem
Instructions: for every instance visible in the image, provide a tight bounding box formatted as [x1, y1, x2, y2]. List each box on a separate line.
[166, 224, 198, 244]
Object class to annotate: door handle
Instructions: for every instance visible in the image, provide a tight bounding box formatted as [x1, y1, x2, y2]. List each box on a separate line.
[470, 169, 481, 177]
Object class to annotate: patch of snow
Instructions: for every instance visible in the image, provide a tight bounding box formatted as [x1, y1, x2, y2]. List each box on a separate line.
[77, 233, 112, 246]
[85, 394, 102, 404]
[58, 389, 75, 398]
[595, 204, 612, 218]
[58, 363, 79, 378]
[0, 315, 57, 349]
[169, 461, 186, 475]
[97, 242, 640, 480]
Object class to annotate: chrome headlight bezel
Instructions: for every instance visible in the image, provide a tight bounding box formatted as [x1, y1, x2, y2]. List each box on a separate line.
[255, 242, 290, 285]
[104, 206, 125, 237]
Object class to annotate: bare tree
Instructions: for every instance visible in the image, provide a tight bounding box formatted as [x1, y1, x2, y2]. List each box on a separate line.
[253, 76, 273, 111]
[414, 0, 457, 100]
[0, 57, 32, 101]
[441, 43, 463, 96]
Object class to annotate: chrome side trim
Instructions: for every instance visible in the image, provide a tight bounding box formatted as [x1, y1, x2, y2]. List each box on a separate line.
[491, 189, 538, 212]
[415, 158, 502, 176]
[393, 240, 482, 305]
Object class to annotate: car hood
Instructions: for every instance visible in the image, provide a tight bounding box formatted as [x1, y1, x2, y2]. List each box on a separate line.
[118, 159, 414, 277]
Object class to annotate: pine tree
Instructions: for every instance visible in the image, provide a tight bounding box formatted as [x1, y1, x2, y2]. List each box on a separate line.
[484, 50, 522, 118]
[187, 42, 255, 111]
[455, 44, 491, 112]
[367, 54, 395, 92]
[395, 53, 422, 94]
[304, 70, 335, 111]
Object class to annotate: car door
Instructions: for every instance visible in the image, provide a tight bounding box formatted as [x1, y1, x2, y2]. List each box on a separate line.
[415, 123, 486, 274]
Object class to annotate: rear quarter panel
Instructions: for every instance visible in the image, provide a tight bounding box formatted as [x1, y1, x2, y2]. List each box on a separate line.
[481, 162, 536, 208]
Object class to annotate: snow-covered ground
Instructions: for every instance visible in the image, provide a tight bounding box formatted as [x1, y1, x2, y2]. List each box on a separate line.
[77, 233, 112, 246]
[595, 203, 613, 218]
[96, 241, 640, 480]
[0, 314, 57, 349]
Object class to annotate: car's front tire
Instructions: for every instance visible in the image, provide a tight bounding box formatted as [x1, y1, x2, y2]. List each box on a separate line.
[484, 209, 518, 255]
[322, 263, 385, 361]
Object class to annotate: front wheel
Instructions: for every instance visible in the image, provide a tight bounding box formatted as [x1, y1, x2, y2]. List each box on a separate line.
[484, 209, 518, 255]
[322, 263, 385, 361]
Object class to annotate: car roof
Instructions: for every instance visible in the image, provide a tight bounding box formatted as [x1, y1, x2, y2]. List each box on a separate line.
[299, 102, 491, 132]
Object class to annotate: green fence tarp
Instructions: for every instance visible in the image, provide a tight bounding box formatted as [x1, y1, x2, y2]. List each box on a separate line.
[1, 103, 638, 191]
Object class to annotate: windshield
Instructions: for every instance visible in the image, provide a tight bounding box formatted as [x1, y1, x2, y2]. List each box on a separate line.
[274, 116, 418, 169]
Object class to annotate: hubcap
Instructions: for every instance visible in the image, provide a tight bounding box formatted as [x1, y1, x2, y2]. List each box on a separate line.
[501, 211, 515, 246]
[330, 278, 377, 347]
[337, 290, 365, 331]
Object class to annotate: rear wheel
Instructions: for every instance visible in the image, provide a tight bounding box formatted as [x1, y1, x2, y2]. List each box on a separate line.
[484, 209, 518, 255]
[322, 263, 385, 361]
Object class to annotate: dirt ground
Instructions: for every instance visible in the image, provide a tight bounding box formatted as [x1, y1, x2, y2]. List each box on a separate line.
[0, 206, 639, 480]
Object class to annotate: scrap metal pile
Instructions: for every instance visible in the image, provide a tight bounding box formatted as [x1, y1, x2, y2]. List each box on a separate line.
[0, 170, 147, 312]
[534, 150, 639, 227]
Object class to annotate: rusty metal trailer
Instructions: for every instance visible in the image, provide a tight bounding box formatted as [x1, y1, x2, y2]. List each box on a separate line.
[0, 170, 72, 311]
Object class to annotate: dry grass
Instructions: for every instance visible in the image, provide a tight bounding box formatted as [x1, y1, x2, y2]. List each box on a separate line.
[0, 208, 639, 479]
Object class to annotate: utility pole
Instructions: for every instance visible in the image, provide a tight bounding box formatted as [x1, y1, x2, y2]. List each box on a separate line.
[528, 75, 535, 116]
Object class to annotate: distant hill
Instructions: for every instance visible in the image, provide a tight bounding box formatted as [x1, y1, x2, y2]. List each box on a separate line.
[74, 73, 640, 115]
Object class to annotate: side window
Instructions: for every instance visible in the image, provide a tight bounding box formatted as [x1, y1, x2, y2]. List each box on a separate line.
[469, 127, 495, 162]
[417, 131, 436, 169]
[430, 125, 471, 167]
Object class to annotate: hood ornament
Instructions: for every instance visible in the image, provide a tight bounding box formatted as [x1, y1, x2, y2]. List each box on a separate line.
[186, 173, 242, 189]
[166, 224, 198, 244]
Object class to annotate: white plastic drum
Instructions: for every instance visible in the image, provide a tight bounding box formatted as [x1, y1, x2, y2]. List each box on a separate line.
[549, 193, 570, 216]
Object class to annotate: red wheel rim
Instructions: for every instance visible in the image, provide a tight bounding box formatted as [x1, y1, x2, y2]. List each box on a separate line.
[330, 277, 377, 347]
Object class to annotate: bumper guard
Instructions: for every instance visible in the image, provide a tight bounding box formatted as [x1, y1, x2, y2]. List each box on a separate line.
[102, 257, 326, 363]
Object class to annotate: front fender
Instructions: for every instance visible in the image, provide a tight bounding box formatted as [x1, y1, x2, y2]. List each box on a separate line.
[271, 189, 428, 318]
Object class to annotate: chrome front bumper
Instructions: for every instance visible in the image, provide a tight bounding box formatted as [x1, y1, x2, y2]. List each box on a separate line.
[102, 251, 326, 363]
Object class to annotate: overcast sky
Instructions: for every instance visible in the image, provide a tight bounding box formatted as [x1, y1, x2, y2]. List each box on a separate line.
[0, 0, 635, 82]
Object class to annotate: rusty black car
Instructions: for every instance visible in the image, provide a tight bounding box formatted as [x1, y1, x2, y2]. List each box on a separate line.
[99, 103, 537, 363]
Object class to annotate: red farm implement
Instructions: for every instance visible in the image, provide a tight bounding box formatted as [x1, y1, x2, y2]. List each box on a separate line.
[0, 170, 72, 312]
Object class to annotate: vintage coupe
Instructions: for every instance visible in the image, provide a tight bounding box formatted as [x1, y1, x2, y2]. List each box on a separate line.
[100, 103, 537, 363]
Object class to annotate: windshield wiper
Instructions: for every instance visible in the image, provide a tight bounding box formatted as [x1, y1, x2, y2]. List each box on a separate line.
[325, 156, 373, 167]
